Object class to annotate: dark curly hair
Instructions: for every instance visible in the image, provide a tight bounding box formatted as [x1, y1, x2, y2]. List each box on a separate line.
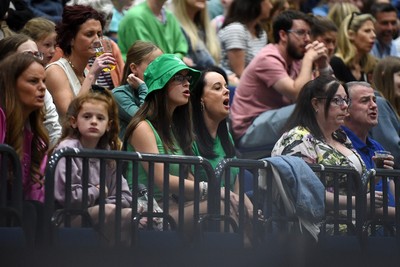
[56, 5, 105, 56]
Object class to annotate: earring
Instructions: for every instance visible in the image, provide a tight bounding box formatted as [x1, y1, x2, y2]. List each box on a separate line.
[315, 109, 318, 113]
[200, 101, 205, 112]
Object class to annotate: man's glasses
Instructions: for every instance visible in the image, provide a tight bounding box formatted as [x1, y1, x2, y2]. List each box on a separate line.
[348, 12, 361, 30]
[318, 97, 351, 107]
[23, 50, 44, 60]
[286, 29, 311, 38]
[172, 74, 192, 84]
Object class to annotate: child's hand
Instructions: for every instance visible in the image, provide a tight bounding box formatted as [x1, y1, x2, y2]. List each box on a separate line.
[127, 73, 144, 90]
[138, 217, 148, 229]
[95, 184, 108, 196]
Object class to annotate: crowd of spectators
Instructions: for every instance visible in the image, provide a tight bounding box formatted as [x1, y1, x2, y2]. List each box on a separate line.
[2, 0, 400, 247]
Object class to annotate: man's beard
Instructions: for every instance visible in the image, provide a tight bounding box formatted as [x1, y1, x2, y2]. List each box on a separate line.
[287, 38, 304, 60]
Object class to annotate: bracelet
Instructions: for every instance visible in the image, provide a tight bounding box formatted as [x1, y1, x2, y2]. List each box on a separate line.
[200, 181, 208, 200]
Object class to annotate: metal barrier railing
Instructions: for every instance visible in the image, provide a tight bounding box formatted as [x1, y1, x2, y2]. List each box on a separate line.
[212, 158, 267, 247]
[2, 143, 397, 250]
[0, 144, 23, 215]
[309, 164, 365, 240]
[213, 158, 368, 247]
[365, 168, 400, 240]
[44, 148, 216, 247]
[0, 144, 25, 246]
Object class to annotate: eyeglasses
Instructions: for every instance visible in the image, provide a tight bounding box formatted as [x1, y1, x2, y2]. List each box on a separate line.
[172, 74, 192, 84]
[286, 29, 311, 38]
[348, 12, 361, 30]
[318, 97, 351, 107]
[23, 50, 44, 60]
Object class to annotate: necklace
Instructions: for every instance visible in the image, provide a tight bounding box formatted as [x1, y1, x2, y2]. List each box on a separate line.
[65, 57, 84, 84]
[65, 57, 78, 72]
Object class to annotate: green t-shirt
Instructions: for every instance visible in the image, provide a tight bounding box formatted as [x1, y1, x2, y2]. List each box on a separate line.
[117, 2, 188, 60]
[125, 120, 183, 200]
[192, 134, 238, 188]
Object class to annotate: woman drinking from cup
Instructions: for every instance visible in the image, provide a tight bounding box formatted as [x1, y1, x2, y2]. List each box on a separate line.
[45, 5, 116, 120]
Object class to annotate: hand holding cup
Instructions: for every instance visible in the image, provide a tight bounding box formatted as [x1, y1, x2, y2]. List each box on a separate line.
[373, 150, 393, 169]
[94, 36, 116, 72]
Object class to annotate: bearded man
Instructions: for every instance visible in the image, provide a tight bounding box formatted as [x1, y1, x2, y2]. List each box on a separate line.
[230, 10, 331, 158]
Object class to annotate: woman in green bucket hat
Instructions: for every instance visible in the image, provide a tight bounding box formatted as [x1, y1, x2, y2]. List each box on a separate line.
[123, 53, 200, 193]
[124, 53, 203, 217]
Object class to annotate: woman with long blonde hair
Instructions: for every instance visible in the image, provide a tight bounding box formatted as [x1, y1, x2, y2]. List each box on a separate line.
[330, 12, 377, 84]
[172, 0, 220, 70]
[327, 1, 360, 29]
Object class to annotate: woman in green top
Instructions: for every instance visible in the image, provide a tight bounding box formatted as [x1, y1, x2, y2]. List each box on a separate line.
[191, 67, 238, 188]
[124, 54, 199, 199]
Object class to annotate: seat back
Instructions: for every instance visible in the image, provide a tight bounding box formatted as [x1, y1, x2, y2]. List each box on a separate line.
[0, 144, 26, 246]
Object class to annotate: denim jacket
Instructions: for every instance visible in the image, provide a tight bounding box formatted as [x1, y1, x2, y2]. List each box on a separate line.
[266, 155, 325, 223]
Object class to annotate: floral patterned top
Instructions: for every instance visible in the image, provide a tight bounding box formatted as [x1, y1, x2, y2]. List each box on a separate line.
[272, 126, 368, 194]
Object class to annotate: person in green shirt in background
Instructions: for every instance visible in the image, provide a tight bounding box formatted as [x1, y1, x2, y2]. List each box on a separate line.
[117, 0, 188, 62]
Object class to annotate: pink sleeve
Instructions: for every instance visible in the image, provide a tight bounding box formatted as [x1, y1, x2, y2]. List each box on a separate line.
[40, 153, 48, 175]
[255, 53, 291, 89]
[0, 107, 5, 144]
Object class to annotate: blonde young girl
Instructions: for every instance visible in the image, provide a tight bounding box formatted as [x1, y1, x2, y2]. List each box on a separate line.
[20, 17, 57, 65]
[52, 87, 133, 244]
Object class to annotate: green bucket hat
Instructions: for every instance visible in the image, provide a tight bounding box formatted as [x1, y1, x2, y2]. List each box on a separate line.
[144, 54, 201, 99]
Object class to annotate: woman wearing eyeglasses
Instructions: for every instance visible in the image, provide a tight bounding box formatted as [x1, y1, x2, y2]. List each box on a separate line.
[124, 53, 202, 197]
[272, 75, 369, 211]
[330, 12, 377, 84]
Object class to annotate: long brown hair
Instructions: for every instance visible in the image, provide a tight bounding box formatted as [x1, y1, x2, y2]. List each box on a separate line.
[0, 53, 49, 184]
[124, 88, 194, 156]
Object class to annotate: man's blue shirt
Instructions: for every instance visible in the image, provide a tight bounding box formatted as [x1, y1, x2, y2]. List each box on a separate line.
[342, 126, 395, 206]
